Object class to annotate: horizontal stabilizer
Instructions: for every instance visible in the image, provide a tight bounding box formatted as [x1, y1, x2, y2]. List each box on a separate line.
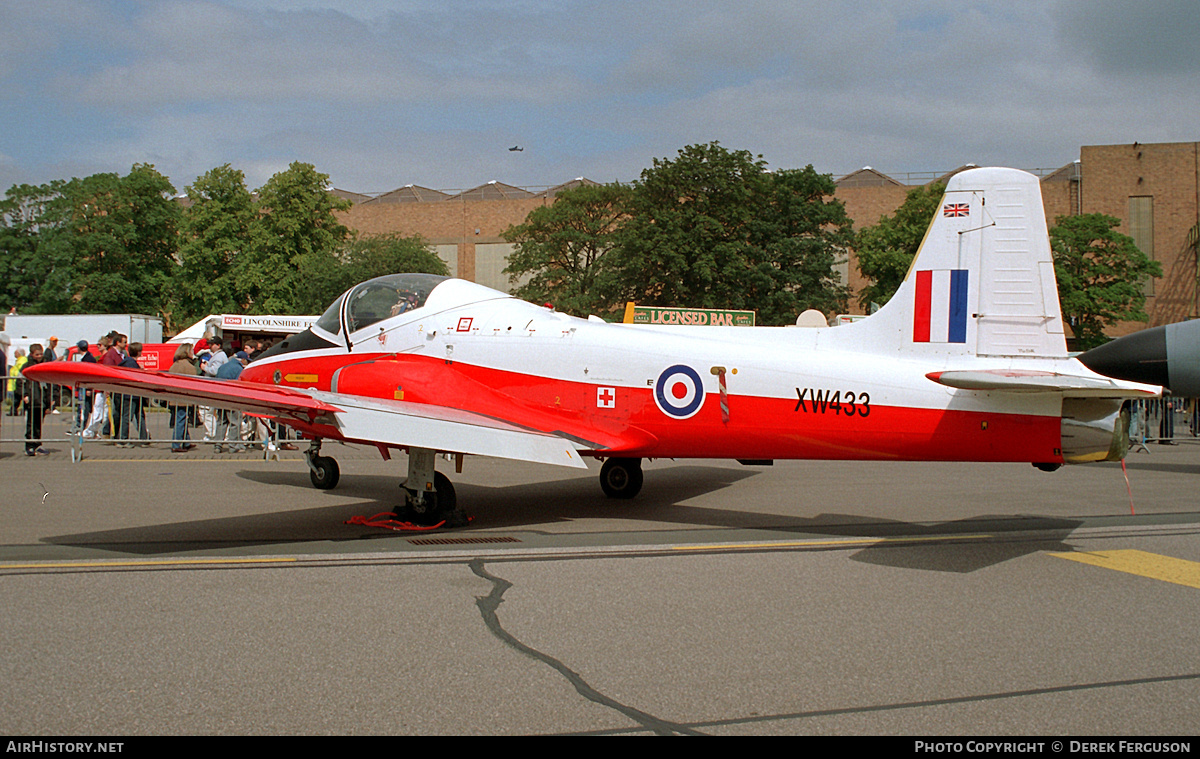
[926, 369, 1159, 397]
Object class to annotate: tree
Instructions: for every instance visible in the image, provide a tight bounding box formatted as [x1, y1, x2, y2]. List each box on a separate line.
[32, 165, 181, 315]
[502, 183, 632, 317]
[854, 183, 944, 309]
[342, 233, 448, 280]
[175, 164, 257, 324]
[1050, 213, 1163, 350]
[0, 182, 63, 312]
[605, 142, 853, 324]
[243, 162, 351, 314]
[304, 233, 451, 309]
[288, 232, 447, 317]
[741, 166, 854, 320]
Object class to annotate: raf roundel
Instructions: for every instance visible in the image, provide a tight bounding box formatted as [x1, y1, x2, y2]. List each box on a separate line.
[654, 364, 705, 419]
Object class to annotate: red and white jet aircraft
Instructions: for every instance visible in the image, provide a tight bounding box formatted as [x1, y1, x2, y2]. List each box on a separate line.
[27, 167, 1159, 526]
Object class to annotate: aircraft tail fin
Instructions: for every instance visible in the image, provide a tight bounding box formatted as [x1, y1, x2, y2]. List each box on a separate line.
[850, 167, 1068, 358]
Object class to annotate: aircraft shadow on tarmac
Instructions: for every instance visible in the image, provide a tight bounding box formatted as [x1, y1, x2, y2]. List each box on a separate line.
[45, 465, 757, 555]
[844, 523, 1082, 573]
[44, 464, 1084, 572]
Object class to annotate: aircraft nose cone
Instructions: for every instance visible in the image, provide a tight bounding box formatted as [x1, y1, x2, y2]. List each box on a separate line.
[1077, 325, 1168, 387]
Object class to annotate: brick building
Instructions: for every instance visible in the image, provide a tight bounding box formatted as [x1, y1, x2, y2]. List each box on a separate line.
[340, 178, 594, 289]
[1071, 142, 1200, 330]
[336, 141, 1200, 334]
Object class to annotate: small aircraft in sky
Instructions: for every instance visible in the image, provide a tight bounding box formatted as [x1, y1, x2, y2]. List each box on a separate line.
[27, 167, 1159, 527]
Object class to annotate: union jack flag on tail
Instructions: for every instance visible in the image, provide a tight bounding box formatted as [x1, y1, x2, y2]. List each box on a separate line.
[943, 203, 969, 217]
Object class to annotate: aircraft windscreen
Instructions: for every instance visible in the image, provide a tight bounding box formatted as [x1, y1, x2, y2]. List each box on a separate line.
[345, 273, 449, 333]
[315, 294, 345, 335]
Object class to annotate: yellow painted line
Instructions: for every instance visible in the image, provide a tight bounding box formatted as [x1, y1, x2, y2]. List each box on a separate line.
[0, 557, 298, 570]
[673, 534, 991, 551]
[1051, 549, 1200, 589]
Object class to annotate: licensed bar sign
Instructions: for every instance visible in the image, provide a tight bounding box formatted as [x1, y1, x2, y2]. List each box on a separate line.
[623, 302, 756, 326]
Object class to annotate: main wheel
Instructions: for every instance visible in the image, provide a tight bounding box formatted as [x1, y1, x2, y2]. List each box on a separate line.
[309, 455, 340, 489]
[599, 457, 643, 499]
[432, 471, 456, 513]
[401, 471, 463, 526]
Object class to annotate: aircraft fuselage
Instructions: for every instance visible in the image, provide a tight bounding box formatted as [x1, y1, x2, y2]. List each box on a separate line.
[241, 286, 1069, 464]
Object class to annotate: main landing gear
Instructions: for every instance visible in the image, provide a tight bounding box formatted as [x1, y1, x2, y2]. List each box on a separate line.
[599, 457, 643, 499]
[306, 443, 647, 522]
[396, 446, 465, 523]
[397, 447, 468, 528]
[304, 439, 468, 528]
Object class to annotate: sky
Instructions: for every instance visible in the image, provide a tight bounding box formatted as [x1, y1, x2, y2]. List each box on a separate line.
[2, 0, 1198, 196]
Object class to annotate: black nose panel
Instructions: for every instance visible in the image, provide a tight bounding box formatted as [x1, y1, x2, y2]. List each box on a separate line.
[1078, 326, 1168, 387]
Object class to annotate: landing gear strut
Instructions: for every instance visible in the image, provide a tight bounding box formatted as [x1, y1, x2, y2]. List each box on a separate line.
[306, 438, 340, 490]
[397, 447, 468, 527]
[599, 457, 643, 499]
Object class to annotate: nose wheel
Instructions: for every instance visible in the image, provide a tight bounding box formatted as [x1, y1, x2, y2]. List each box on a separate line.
[305, 440, 341, 490]
[600, 457, 643, 499]
[309, 456, 340, 489]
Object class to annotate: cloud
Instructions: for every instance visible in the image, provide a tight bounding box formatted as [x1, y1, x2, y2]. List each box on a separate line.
[1054, 0, 1200, 76]
[58, 1, 576, 107]
[2, 1, 1198, 195]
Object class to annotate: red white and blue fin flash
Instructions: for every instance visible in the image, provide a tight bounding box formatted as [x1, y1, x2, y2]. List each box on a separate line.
[913, 269, 969, 343]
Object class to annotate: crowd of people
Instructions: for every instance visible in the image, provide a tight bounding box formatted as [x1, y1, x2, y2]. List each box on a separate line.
[1, 330, 296, 456]
[164, 334, 295, 454]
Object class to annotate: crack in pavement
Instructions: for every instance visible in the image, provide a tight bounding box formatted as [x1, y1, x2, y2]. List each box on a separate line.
[469, 559, 702, 736]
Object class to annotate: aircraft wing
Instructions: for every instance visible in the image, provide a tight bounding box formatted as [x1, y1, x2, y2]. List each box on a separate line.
[22, 361, 588, 469]
[302, 389, 587, 469]
[23, 361, 337, 420]
[926, 369, 1160, 397]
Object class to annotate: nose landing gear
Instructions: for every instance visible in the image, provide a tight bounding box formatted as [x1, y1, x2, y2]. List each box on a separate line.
[305, 439, 341, 490]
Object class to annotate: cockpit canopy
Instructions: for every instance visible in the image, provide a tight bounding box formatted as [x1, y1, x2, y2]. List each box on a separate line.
[315, 273, 449, 336]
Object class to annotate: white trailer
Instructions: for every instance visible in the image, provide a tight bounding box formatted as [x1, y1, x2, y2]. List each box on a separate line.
[1, 314, 163, 352]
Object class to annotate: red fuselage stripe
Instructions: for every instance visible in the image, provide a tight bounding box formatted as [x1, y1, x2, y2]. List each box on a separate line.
[242, 352, 1065, 464]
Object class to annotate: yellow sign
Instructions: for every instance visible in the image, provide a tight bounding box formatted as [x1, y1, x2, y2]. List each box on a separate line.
[622, 303, 755, 326]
